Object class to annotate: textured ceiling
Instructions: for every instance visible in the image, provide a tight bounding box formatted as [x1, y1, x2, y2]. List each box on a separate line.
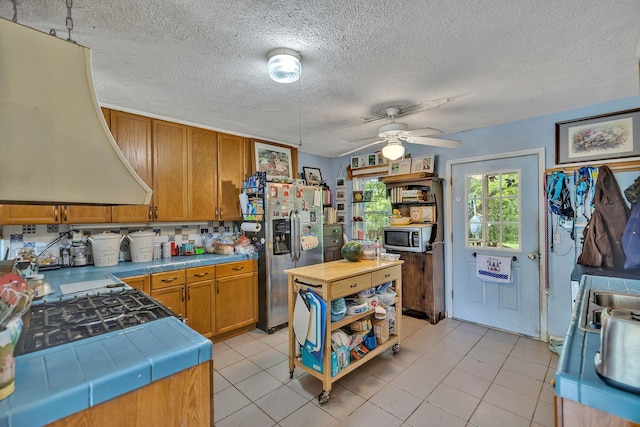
[2, 1, 639, 158]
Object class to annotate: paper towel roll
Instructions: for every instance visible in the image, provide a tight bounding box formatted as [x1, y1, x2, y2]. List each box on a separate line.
[240, 222, 262, 232]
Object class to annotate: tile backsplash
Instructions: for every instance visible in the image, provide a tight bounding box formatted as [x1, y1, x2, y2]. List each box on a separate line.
[0, 221, 239, 264]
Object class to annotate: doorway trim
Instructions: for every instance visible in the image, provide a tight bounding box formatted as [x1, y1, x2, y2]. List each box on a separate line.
[445, 148, 547, 341]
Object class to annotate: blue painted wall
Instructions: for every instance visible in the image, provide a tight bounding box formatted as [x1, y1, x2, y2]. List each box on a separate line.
[296, 95, 640, 337]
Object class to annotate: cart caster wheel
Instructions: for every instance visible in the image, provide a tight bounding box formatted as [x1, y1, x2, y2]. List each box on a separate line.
[392, 344, 400, 354]
[318, 391, 330, 404]
[289, 369, 295, 379]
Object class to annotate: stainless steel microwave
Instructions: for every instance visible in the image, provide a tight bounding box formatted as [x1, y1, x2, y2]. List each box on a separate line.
[383, 224, 433, 252]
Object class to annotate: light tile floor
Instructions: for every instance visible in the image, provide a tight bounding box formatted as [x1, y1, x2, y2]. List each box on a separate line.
[213, 316, 559, 426]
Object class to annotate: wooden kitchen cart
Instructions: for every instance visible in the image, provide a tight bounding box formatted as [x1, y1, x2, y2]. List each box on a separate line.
[285, 259, 403, 404]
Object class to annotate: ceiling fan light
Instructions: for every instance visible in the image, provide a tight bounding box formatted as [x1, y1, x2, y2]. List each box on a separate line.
[267, 48, 301, 83]
[382, 142, 405, 160]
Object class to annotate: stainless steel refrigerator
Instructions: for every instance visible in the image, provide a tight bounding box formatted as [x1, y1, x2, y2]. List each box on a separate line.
[249, 182, 324, 333]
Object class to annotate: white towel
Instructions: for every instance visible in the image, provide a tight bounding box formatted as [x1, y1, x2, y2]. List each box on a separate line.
[476, 254, 512, 283]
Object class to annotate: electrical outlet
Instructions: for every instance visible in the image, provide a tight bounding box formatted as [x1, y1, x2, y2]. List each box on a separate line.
[553, 233, 561, 244]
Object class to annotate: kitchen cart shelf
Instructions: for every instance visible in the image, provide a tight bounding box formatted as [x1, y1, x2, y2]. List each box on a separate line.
[285, 260, 403, 404]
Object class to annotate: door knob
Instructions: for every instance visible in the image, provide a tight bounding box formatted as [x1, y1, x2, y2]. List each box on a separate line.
[527, 252, 538, 260]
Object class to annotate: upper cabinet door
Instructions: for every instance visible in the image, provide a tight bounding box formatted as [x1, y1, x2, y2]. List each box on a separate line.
[217, 132, 246, 220]
[0, 205, 59, 225]
[110, 111, 153, 223]
[187, 127, 217, 221]
[62, 206, 112, 223]
[152, 120, 188, 222]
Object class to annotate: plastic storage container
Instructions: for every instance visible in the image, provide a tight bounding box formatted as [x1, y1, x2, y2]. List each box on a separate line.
[126, 231, 156, 263]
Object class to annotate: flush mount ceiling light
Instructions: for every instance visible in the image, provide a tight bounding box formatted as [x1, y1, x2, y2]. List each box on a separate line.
[267, 48, 301, 83]
[381, 137, 405, 160]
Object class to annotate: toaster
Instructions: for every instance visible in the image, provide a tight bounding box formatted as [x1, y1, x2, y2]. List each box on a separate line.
[594, 306, 640, 394]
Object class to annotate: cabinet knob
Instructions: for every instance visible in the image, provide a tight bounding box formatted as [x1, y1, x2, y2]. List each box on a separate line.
[194, 272, 208, 277]
[161, 277, 178, 283]
[232, 266, 245, 271]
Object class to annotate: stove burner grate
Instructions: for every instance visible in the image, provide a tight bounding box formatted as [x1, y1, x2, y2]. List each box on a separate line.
[15, 288, 177, 356]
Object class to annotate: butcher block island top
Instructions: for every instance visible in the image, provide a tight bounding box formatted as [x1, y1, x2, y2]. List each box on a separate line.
[285, 259, 403, 404]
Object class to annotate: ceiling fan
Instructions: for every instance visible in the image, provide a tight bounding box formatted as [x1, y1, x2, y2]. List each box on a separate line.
[340, 107, 461, 160]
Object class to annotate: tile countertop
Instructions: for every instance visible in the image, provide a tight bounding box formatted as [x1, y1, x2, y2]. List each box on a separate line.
[39, 252, 254, 298]
[555, 274, 640, 423]
[0, 254, 253, 427]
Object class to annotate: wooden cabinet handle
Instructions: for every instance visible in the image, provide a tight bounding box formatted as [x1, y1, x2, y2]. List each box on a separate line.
[232, 266, 245, 271]
[54, 207, 59, 222]
[181, 288, 185, 302]
[148, 206, 153, 220]
[350, 283, 357, 288]
[63, 205, 68, 222]
[154, 206, 159, 220]
[187, 288, 190, 300]
[384, 273, 391, 278]
[161, 277, 178, 283]
[194, 272, 208, 277]
[216, 283, 219, 294]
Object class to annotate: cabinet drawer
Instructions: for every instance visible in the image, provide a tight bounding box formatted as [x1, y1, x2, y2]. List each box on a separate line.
[372, 265, 401, 286]
[323, 225, 343, 237]
[186, 265, 215, 283]
[151, 270, 186, 290]
[216, 260, 257, 278]
[332, 273, 372, 299]
[323, 236, 343, 250]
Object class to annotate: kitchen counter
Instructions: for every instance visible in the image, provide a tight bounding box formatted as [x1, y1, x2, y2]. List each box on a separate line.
[39, 252, 253, 298]
[555, 274, 640, 423]
[570, 264, 640, 282]
[0, 253, 253, 426]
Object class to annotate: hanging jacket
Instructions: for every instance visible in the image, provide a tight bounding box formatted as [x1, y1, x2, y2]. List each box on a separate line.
[578, 165, 629, 268]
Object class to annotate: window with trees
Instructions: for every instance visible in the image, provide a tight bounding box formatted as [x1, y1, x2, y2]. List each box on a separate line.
[352, 177, 392, 240]
[466, 171, 520, 249]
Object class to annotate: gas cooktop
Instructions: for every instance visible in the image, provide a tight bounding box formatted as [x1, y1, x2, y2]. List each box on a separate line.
[15, 288, 178, 356]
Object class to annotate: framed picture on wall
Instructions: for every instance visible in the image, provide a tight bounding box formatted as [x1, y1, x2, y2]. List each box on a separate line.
[336, 202, 346, 211]
[335, 190, 346, 201]
[411, 155, 435, 173]
[254, 142, 293, 181]
[388, 158, 411, 175]
[302, 166, 323, 185]
[555, 108, 640, 165]
[336, 177, 346, 188]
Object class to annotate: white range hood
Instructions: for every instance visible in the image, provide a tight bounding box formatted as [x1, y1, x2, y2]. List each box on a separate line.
[0, 18, 152, 205]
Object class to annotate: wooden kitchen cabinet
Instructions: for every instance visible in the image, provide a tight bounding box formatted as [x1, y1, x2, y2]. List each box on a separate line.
[149, 266, 215, 338]
[120, 274, 151, 295]
[380, 174, 445, 324]
[0, 204, 111, 225]
[323, 224, 344, 261]
[213, 260, 258, 338]
[152, 119, 188, 221]
[187, 127, 218, 221]
[216, 132, 246, 220]
[186, 265, 215, 338]
[109, 110, 153, 223]
[150, 270, 187, 318]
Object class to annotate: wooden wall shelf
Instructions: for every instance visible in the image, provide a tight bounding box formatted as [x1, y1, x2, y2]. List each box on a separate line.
[545, 159, 640, 175]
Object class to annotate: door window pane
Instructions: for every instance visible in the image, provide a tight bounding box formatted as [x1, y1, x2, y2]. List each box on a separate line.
[465, 171, 521, 250]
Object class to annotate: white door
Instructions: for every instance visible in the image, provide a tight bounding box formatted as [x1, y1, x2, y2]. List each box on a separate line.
[451, 154, 541, 337]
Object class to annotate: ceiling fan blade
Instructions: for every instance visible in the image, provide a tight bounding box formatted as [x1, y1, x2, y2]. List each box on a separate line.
[405, 136, 461, 148]
[339, 136, 384, 144]
[402, 127, 444, 138]
[339, 140, 385, 157]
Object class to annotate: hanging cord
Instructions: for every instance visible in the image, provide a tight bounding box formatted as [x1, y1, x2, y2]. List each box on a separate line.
[543, 173, 550, 291]
[10, 0, 17, 22]
[297, 75, 302, 148]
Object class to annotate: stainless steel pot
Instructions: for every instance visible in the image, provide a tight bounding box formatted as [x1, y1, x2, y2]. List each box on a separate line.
[595, 306, 640, 394]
